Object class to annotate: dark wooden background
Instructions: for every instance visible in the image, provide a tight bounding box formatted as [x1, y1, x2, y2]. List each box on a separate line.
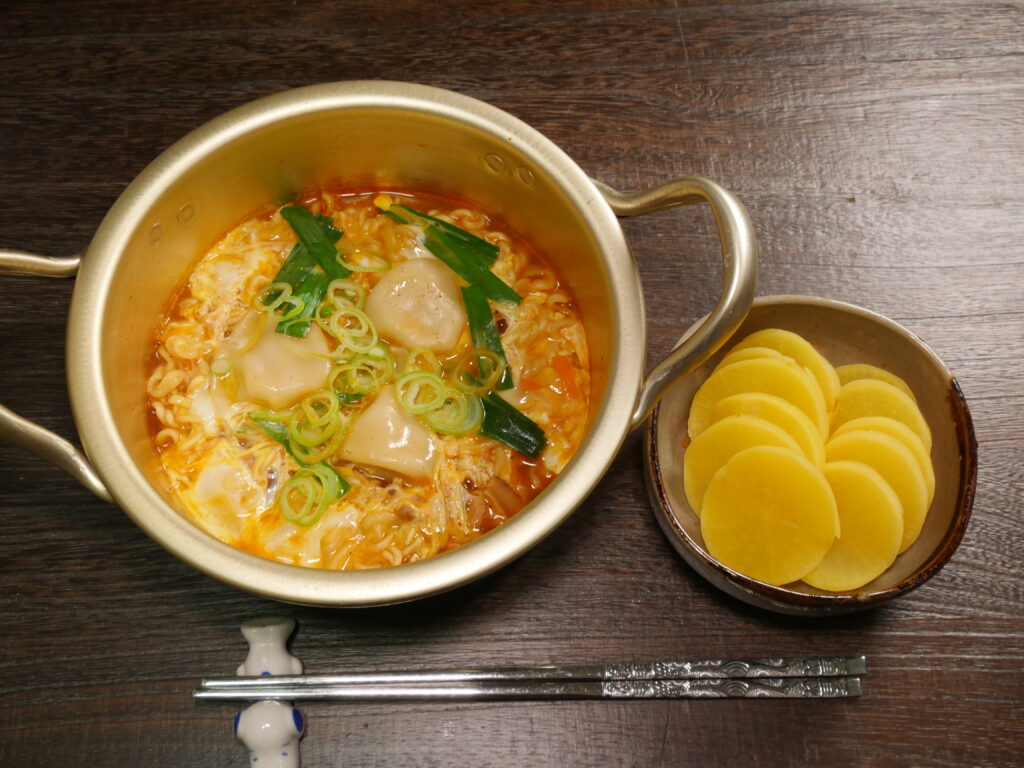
[1, 1, 1020, 766]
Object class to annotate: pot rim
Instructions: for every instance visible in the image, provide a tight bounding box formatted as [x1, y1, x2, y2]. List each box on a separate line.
[64, 81, 647, 606]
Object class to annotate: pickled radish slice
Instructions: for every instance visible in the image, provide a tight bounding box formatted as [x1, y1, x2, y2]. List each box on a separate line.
[712, 393, 826, 466]
[688, 358, 829, 440]
[826, 430, 928, 552]
[716, 346, 788, 369]
[731, 328, 840, 412]
[832, 379, 932, 450]
[683, 415, 803, 516]
[700, 446, 838, 586]
[685, 325, 937, 592]
[802, 461, 904, 591]
[832, 416, 934, 504]
[835, 363, 916, 402]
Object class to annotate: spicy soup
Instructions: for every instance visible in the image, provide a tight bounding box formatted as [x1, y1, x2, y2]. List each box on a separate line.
[147, 188, 590, 570]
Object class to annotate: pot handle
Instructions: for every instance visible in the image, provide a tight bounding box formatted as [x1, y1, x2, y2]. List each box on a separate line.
[0, 250, 112, 502]
[593, 177, 757, 430]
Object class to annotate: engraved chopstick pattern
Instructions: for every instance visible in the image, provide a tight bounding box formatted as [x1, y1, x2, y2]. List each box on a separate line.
[600, 676, 863, 699]
[600, 656, 866, 680]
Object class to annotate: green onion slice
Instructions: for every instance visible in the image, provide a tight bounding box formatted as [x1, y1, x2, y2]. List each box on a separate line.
[263, 206, 350, 338]
[276, 272, 328, 338]
[461, 285, 514, 389]
[279, 464, 343, 527]
[403, 346, 442, 376]
[324, 279, 366, 309]
[337, 247, 391, 273]
[365, 343, 391, 361]
[329, 354, 393, 397]
[254, 412, 343, 465]
[258, 282, 305, 322]
[450, 348, 505, 395]
[480, 392, 546, 459]
[422, 388, 484, 435]
[289, 427, 346, 465]
[318, 305, 378, 352]
[395, 371, 447, 415]
[210, 357, 232, 377]
[287, 390, 343, 449]
[300, 389, 340, 427]
[250, 414, 351, 524]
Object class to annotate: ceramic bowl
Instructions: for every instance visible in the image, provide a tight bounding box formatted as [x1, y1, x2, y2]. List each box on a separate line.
[645, 294, 976, 615]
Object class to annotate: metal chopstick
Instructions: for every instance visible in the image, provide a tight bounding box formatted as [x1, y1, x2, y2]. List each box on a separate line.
[195, 676, 861, 701]
[194, 656, 865, 701]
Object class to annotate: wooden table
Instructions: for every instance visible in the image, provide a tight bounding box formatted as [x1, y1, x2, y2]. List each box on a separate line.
[1, 1, 1020, 765]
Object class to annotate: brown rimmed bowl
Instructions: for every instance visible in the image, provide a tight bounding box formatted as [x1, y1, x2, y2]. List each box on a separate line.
[645, 295, 976, 615]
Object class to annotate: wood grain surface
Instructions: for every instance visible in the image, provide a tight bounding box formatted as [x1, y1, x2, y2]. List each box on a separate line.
[1, 1, 1021, 766]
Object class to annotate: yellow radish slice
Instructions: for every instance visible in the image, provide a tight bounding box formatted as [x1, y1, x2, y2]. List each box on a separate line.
[683, 415, 803, 516]
[688, 357, 829, 440]
[832, 416, 934, 504]
[803, 461, 904, 591]
[835, 363, 916, 402]
[716, 345, 788, 369]
[832, 379, 932, 450]
[701, 446, 838, 586]
[826, 431, 928, 552]
[731, 328, 840, 413]
[712, 392, 826, 466]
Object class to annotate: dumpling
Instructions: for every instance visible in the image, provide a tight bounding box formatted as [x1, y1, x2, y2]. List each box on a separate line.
[364, 258, 466, 353]
[339, 385, 439, 480]
[236, 318, 331, 410]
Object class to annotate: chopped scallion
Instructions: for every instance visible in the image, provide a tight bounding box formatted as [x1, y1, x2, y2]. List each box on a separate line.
[318, 304, 378, 353]
[250, 414, 350, 520]
[279, 206, 350, 281]
[337, 247, 391, 273]
[264, 206, 350, 338]
[423, 227, 522, 305]
[279, 464, 343, 527]
[395, 371, 448, 415]
[451, 348, 505, 395]
[403, 346, 443, 376]
[383, 204, 521, 305]
[389, 204, 499, 264]
[251, 414, 293, 454]
[275, 271, 328, 338]
[210, 357, 232, 377]
[480, 392, 546, 459]
[461, 285, 514, 390]
[328, 354, 393, 398]
[423, 388, 484, 435]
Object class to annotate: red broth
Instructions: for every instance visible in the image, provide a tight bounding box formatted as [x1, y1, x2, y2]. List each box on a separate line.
[147, 189, 590, 570]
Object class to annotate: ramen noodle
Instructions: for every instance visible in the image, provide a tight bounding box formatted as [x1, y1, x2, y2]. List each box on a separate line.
[147, 189, 590, 569]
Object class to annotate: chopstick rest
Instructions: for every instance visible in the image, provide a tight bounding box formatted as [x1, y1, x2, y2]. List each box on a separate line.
[196, 655, 866, 702]
[231, 618, 305, 768]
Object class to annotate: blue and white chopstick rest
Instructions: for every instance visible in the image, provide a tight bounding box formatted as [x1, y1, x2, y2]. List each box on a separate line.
[233, 618, 305, 767]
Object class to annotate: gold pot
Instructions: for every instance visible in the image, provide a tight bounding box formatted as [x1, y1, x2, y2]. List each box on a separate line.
[0, 82, 755, 606]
